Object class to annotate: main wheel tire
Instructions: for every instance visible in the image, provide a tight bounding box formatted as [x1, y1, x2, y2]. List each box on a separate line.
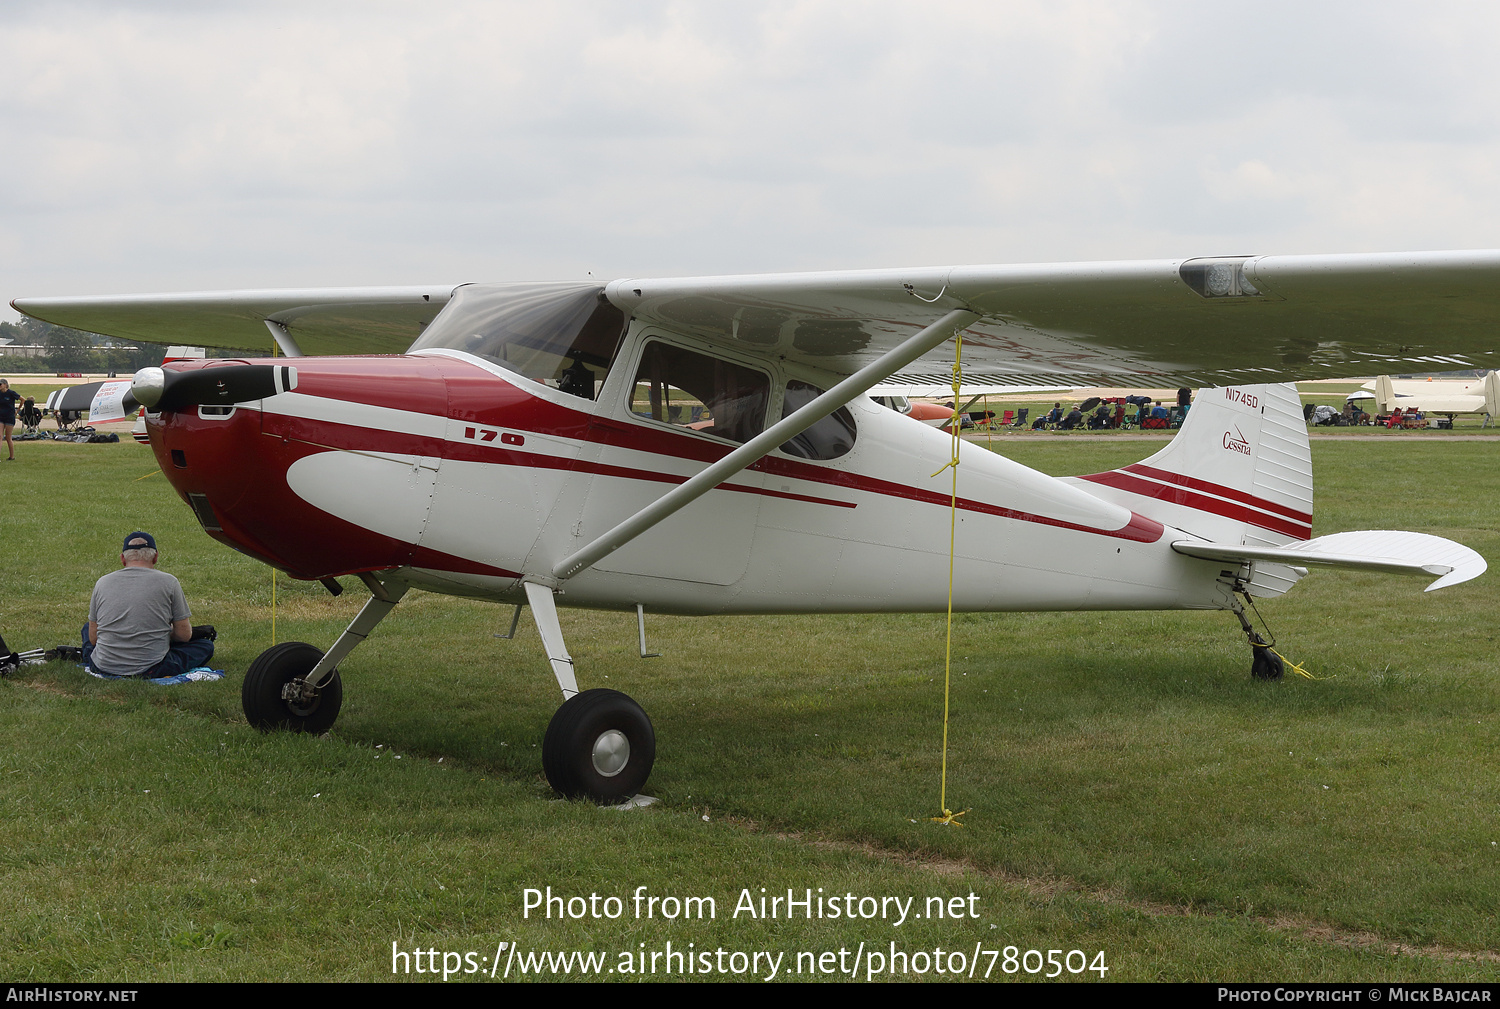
[542, 688, 655, 804]
[242, 641, 343, 733]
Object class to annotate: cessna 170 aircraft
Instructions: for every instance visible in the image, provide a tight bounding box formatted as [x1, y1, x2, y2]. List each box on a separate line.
[12, 250, 1495, 803]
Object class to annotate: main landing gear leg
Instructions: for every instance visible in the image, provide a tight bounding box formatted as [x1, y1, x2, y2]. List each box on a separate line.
[1229, 592, 1283, 681]
[242, 572, 408, 732]
[524, 580, 655, 804]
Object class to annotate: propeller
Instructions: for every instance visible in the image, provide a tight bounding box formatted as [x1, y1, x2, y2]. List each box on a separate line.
[47, 383, 113, 415]
[132, 364, 298, 412]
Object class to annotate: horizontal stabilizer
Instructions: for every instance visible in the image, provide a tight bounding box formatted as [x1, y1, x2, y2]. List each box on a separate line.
[1172, 530, 1486, 591]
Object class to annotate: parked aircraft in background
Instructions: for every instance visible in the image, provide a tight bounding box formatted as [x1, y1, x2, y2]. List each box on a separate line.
[1367, 372, 1499, 420]
[868, 393, 954, 426]
[12, 251, 1496, 802]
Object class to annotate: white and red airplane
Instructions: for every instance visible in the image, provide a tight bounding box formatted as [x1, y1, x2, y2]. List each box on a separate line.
[12, 251, 1494, 803]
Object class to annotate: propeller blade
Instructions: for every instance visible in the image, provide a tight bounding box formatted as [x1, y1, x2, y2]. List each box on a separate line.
[132, 364, 298, 412]
[47, 383, 104, 414]
[45, 382, 140, 422]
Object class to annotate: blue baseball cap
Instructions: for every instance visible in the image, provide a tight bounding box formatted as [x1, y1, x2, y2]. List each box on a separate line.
[122, 531, 157, 552]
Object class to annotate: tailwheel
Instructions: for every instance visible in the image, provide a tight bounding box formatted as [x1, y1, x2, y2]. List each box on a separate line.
[1231, 592, 1285, 681]
[242, 641, 343, 733]
[542, 688, 655, 804]
[1249, 632, 1284, 681]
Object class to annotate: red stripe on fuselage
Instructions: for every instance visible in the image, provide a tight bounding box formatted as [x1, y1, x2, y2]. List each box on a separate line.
[1079, 470, 1310, 541]
[267, 404, 1161, 543]
[260, 411, 858, 510]
[1121, 463, 1312, 524]
[752, 455, 1164, 542]
[180, 355, 1161, 546]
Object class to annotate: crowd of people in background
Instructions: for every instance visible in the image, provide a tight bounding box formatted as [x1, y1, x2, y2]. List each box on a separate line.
[1029, 388, 1193, 431]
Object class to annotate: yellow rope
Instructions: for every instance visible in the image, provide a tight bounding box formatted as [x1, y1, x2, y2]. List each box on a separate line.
[135, 469, 160, 481]
[927, 332, 970, 828]
[1251, 640, 1325, 679]
[1281, 653, 1322, 680]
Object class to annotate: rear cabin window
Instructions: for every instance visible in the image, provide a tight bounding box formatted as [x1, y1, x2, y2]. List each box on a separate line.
[629, 342, 770, 445]
[778, 381, 857, 460]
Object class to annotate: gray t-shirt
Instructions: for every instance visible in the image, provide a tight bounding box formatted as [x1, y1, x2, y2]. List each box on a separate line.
[88, 567, 191, 675]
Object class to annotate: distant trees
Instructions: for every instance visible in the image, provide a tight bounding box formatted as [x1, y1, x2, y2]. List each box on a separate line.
[41, 324, 95, 370]
[0, 318, 176, 373]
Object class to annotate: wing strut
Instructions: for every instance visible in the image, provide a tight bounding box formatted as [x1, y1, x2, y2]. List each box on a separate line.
[264, 320, 305, 358]
[552, 308, 979, 580]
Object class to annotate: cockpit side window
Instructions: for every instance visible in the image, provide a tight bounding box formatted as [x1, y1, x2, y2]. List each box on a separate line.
[779, 381, 856, 460]
[628, 341, 770, 444]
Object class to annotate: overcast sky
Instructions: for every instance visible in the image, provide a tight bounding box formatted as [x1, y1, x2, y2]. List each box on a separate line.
[4, 1, 1500, 320]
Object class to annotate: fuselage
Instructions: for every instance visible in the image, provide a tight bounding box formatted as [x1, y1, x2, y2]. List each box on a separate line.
[148, 347, 1231, 616]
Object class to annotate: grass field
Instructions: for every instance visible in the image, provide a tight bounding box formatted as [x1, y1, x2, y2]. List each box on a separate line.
[1, 434, 1498, 982]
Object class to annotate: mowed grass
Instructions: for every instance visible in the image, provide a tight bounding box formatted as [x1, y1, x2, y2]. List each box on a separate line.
[1, 436, 1498, 982]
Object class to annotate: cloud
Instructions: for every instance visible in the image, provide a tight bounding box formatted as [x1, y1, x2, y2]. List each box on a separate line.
[3, 0, 1499, 317]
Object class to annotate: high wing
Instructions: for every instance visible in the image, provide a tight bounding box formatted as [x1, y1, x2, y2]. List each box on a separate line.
[868, 380, 1074, 399]
[606, 250, 1500, 385]
[11, 285, 455, 356]
[12, 250, 1500, 380]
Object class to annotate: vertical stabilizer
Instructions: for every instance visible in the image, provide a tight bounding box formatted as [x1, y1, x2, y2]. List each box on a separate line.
[1375, 374, 1397, 413]
[1066, 384, 1313, 595]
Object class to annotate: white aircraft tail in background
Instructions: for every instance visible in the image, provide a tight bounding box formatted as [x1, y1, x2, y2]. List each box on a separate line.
[1371, 372, 1500, 418]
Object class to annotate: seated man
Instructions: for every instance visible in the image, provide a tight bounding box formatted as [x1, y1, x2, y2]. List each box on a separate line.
[82, 531, 214, 678]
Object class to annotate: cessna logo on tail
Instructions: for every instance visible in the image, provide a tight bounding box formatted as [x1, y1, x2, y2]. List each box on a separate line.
[1223, 426, 1252, 455]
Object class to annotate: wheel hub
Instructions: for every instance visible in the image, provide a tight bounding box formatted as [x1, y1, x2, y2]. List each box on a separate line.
[280, 678, 321, 716]
[591, 729, 630, 777]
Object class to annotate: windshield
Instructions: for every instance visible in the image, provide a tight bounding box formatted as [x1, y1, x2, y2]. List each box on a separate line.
[408, 282, 626, 396]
